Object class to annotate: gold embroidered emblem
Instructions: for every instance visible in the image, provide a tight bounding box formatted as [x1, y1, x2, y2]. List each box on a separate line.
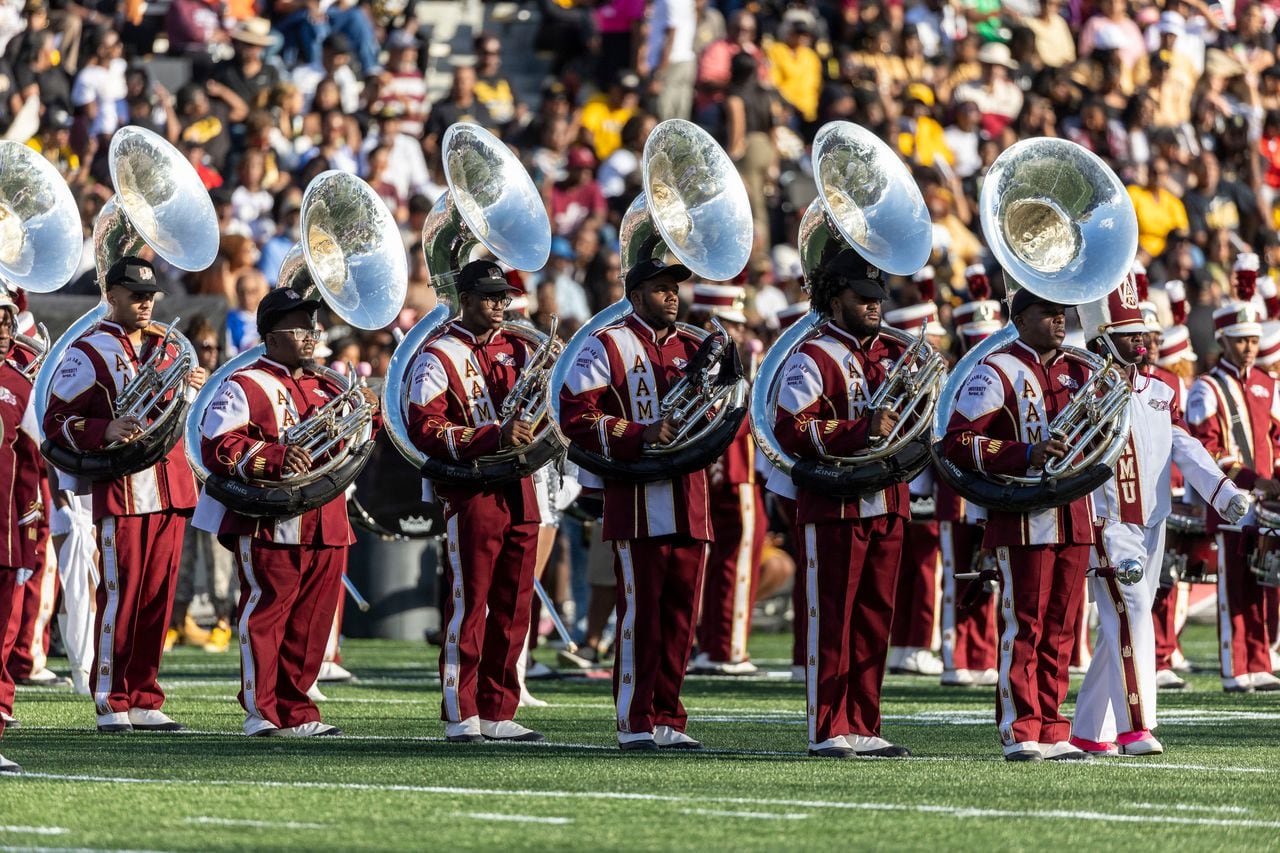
[623, 629, 631, 640]
[104, 624, 112, 634]
[245, 680, 253, 690]
[808, 655, 815, 666]
[446, 677, 455, 687]
[622, 673, 632, 684]
[240, 634, 248, 644]
[1122, 645, 1132, 658]
[809, 607, 816, 617]
[1128, 692, 1139, 705]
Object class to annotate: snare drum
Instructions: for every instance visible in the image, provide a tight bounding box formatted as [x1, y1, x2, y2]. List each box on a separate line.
[1162, 503, 1217, 585]
[1249, 501, 1280, 588]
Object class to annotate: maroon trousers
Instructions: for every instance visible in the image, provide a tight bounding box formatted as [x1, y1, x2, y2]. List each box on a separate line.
[1217, 532, 1275, 679]
[698, 484, 766, 663]
[92, 512, 187, 716]
[939, 521, 996, 671]
[993, 543, 1089, 746]
[439, 492, 538, 724]
[800, 515, 903, 744]
[232, 537, 344, 728]
[0, 567, 16, 738]
[613, 535, 708, 735]
[5, 538, 57, 681]
[1152, 583, 1181, 671]
[890, 519, 939, 648]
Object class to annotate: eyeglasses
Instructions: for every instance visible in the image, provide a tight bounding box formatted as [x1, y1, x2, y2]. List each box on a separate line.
[273, 327, 323, 342]
[197, 341, 218, 351]
[479, 295, 513, 308]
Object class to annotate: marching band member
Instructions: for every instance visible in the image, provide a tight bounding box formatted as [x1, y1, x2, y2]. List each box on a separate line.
[688, 283, 766, 676]
[0, 292, 42, 773]
[195, 287, 378, 736]
[774, 248, 913, 759]
[1070, 277, 1250, 757]
[941, 288, 1095, 762]
[1142, 312, 1196, 689]
[938, 286, 1002, 687]
[43, 257, 204, 734]
[1186, 301, 1280, 693]
[559, 258, 711, 751]
[407, 260, 544, 743]
[770, 301, 808, 683]
[884, 299, 945, 677]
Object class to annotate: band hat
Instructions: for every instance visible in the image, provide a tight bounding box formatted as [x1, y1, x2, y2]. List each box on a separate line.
[624, 257, 691, 292]
[457, 259, 521, 295]
[953, 299, 1001, 326]
[959, 318, 1004, 343]
[822, 247, 888, 300]
[1154, 324, 1196, 366]
[105, 256, 163, 293]
[1077, 275, 1149, 338]
[257, 287, 322, 336]
[771, 244, 803, 281]
[1259, 321, 1280, 367]
[691, 283, 747, 324]
[777, 301, 811, 329]
[1213, 302, 1264, 338]
[1140, 300, 1160, 332]
[1009, 287, 1063, 317]
[884, 302, 944, 337]
[230, 17, 274, 46]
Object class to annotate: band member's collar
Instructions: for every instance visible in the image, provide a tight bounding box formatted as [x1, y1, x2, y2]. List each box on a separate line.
[1216, 358, 1246, 380]
[99, 320, 128, 337]
[256, 356, 294, 377]
[626, 312, 674, 344]
[823, 320, 876, 351]
[447, 320, 502, 345]
[1011, 338, 1065, 366]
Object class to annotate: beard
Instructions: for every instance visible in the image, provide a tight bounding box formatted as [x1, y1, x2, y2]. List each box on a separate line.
[848, 314, 881, 339]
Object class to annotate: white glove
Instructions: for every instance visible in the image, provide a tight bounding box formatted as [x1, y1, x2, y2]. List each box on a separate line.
[49, 504, 76, 537]
[1223, 493, 1253, 525]
[16, 568, 33, 586]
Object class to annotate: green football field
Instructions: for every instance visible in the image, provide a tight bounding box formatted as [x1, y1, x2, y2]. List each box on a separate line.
[1, 624, 1277, 852]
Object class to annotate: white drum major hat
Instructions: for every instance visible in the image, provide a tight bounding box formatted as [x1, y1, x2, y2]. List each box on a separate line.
[1077, 274, 1149, 339]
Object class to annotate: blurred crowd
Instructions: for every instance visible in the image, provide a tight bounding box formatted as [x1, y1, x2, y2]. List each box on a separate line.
[5, 0, 1280, 637]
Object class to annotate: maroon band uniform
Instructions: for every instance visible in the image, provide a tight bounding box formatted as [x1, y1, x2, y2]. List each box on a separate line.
[44, 319, 197, 724]
[935, 481, 997, 677]
[775, 321, 907, 749]
[407, 321, 539, 728]
[1185, 305, 1280, 688]
[560, 313, 711, 740]
[699, 419, 766, 665]
[0, 354, 41, 741]
[942, 338, 1093, 754]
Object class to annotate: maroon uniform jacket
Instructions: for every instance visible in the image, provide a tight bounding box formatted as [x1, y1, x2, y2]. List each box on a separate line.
[405, 321, 538, 520]
[559, 314, 711, 542]
[193, 356, 367, 546]
[43, 320, 197, 521]
[772, 321, 909, 525]
[1186, 359, 1280, 528]
[0, 360, 41, 568]
[941, 339, 1093, 548]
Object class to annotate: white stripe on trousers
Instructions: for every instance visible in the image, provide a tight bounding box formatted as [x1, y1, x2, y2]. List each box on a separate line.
[93, 518, 120, 716]
[994, 547, 1019, 747]
[26, 546, 59, 672]
[1215, 532, 1235, 679]
[729, 485, 756, 663]
[939, 522, 957, 671]
[443, 514, 466, 722]
[237, 537, 263, 720]
[615, 542, 638, 732]
[804, 524, 819, 745]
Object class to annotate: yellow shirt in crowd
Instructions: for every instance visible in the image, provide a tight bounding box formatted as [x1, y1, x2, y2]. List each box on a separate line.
[766, 41, 822, 122]
[1128, 184, 1189, 258]
[580, 95, 635, 160]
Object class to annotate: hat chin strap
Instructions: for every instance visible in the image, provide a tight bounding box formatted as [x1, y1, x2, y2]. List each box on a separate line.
[1100, 334, 1139, 367]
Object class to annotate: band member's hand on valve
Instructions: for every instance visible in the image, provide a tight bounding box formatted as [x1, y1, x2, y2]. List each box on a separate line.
[869, 408, 900, 440]
[1028, 438, 1070, 469]
[642, 417, 679, 446]
[187, 367, 207, 390]
[359, 385, 380, 414]
[105, 416, 145, 444]
[282, 445, 313, 476]
[501, 419, 534, 447]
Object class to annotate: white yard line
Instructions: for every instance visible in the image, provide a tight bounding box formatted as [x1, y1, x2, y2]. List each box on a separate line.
[458, 812, 573, 825]
[0, 828, 69, 836]
[16, 773, 1280, 827]
[184, 817, 328, 830]
[679, 808, 810, 820]
[1123, 803, 1250, 814]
